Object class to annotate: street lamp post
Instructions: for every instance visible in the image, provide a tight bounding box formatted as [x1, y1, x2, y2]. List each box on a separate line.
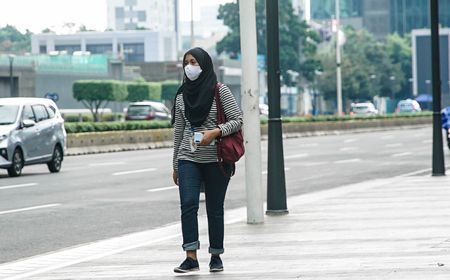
[425, 79, 431, 95]
[8, 55, 15, 97]
[389, 75, 396, 100]
[335, 0, 343, 115]
[408, 78, 414, 97]
[266, 0, 288, 215]
[369, 74, 377, 97]
[430, 0, 445, 176]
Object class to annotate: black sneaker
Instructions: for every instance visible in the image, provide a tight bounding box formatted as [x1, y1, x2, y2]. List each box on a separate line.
[209, 255, 223, 272]
[174, 257, 199, 273]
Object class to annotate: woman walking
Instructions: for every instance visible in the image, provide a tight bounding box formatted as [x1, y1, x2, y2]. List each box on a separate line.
[172, 47, 243, 273]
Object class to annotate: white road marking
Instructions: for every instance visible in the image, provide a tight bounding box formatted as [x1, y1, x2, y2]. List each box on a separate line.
[112, 168, 157, 176]
[340, 147, 359, 152]
[89, 162, 126, 167]
[385, 143, 402, 148]
[344, 139, 357, 143]
[298, 143, 318, 147]
[392, 152, 412, 157]
[262, 167, 290, 175]
[422, 139, 432, 144]
[0, 204, 61, 216]
[381, 135, 394, 140]
[0, 183, 37, 190]
[334, 158, 361, 164]
[147, 186, 178, 192]
[298, 161, 328, 167]
[284, 153, 308, 159]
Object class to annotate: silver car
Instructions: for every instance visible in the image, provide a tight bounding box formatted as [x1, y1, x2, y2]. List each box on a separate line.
[0, 98, 66, 177]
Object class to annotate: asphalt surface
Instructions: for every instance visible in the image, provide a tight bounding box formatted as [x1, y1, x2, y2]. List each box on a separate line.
[0, 125, 443, 264]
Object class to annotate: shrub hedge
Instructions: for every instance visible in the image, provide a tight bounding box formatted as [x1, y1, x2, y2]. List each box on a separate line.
[64, 112, 431, 134]
[65, 120, 172, 133]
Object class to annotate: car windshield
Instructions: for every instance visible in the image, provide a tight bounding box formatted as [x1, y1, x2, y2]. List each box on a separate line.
[352, 105, 370, 112]
[0, 105, 19, 125]
[399, 103, 413, 111]
[127, 105, 151, 116]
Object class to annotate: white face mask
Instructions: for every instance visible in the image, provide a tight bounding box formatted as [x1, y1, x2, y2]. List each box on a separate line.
[184, 64, 203, 81]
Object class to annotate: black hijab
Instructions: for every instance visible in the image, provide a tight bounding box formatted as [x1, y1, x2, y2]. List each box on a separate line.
[171, 47, 217, 127]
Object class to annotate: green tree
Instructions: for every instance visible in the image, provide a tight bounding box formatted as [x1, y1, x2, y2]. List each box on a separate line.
[385, 33, 412, 99]
[73, 80, 127, 121]
[316, 28, 403, 108]
[161, 80, 180, 101]
[0, 25, 31, 53]
[127, 82, 162, 102]
[216, 0, 321, 83]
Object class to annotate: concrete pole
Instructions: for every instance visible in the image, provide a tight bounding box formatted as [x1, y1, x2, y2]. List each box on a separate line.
[239, 0, 264, 224]
[336, 0, 343, 115]
[190, 0, 195, 48]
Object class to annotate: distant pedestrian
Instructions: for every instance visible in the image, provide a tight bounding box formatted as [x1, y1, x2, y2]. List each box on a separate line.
[171, 47, 243, 273]
[441, 106, 450, 150]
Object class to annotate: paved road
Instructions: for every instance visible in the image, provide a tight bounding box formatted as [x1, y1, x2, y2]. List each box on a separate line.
[0, 126, 443, 263]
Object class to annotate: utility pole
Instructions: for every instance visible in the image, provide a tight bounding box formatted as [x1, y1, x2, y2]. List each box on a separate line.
[190, 0, 195, 48]
[430, 0, 445, 176]
[335, 0, 343, 115]
[239, 0, 264, 224]
[266, 0, 288, 215]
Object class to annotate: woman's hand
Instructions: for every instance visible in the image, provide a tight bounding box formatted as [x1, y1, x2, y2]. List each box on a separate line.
[173, 170, 179, 185]
[199, 128, 221, 145]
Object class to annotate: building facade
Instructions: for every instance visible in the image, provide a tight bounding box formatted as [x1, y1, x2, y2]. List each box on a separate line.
[31, 30, 177, 63]
[411, 29, 450, 100]
[309, 0, 450, 38]
[390, 0, 450, 36]
[106, 0, 176, 32]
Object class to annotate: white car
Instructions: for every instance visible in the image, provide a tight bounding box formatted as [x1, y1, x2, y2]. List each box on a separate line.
[350, 102, 378, 115]
[259, 103, 269, 117]
[0, 98, 66, 177]
[396, 99, 422, 113]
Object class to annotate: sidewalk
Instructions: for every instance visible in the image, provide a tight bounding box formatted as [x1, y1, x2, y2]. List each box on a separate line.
[1, 173, 450, 279]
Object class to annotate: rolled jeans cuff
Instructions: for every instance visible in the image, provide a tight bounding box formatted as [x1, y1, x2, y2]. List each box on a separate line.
[182, 240, 200, 251]
[209, 247, 224, 255]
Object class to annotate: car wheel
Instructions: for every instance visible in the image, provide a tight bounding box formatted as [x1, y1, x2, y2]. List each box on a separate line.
[47, 145, 63, 173]
[7, 149, 23, 177]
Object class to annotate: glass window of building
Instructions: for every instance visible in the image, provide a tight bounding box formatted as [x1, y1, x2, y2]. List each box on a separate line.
[55, 45, 81, 55]
[123, 43, 144, 62]
[311, 0, 362, 20]
[86, 44, 113, 55]
[391, 0, 450, 36]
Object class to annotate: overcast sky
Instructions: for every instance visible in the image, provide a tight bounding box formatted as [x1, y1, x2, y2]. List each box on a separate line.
[0, 0, 233, 34]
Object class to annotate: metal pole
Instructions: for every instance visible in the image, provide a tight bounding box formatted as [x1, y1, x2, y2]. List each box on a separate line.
[266, 0, 288, 215]
[430, 0, 445, 176]
[336, 0, 343, 115]
[9, 56, 14, 97]
[239, 0, 264, 224]
[190, 0, 195, 48]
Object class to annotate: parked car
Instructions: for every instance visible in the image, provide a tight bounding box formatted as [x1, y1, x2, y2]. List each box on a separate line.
[350, 102, 378, 116]
[125, 101, 171, 121]
[0, 98, 66, 177]
[259, 103, 269, 117]
[395, 99, 422, 113]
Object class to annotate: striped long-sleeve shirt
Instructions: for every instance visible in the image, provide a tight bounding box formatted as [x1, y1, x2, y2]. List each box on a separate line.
[172, 83, 243, 171]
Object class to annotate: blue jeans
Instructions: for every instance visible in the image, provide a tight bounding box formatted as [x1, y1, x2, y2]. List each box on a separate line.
[178, 160, 232, 255]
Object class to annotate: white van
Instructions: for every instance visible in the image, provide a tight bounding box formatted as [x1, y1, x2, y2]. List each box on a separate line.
[0, 98, 66, 177]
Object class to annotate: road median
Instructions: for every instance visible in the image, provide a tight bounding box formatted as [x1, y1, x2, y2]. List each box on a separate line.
[67, 116, 431, 155]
